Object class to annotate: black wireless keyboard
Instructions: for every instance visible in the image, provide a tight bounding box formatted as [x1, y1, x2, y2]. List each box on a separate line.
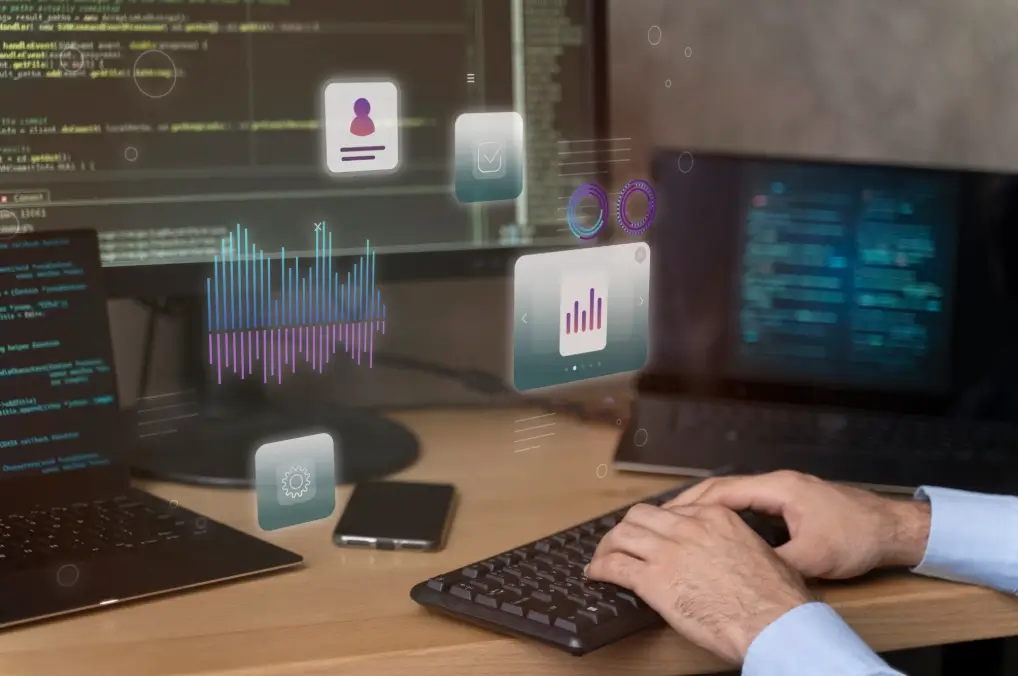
[410, 482, 790, 655]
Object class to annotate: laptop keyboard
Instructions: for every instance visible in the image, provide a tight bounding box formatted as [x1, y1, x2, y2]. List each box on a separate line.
[663, 400, 1018, 465]
[0, 495, 198, 570]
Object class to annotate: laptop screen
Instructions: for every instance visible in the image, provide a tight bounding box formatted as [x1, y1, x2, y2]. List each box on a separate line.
[646, 151, 1017, 418]
[731, 160, 957, 393]
[0, 231, 119, 479]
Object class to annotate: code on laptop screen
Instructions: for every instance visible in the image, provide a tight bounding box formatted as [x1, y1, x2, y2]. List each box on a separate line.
[0, 232, 118, 479]
[732, 161, 958, 392]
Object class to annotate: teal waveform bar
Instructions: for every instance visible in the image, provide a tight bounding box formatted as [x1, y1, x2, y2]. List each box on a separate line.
[204, 223, 386, 384]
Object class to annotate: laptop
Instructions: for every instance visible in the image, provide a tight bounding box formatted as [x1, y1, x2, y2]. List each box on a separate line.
[0, 229, 302, 629]
[615, 150, 1018, 493]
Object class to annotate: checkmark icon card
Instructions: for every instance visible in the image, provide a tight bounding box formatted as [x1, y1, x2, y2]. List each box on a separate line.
[454, 112, 524, 204]
[476, 142, 504, 176]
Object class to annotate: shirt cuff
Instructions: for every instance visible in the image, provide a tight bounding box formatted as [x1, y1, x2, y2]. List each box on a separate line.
[743, 602, 902, 676]
[913, 486, 1018, 595]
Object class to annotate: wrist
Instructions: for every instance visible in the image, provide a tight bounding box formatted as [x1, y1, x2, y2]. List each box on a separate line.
[730, 591, 811, 662]
[881, 499, 932, 568]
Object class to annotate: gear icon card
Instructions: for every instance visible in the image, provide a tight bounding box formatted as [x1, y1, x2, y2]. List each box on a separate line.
[254, 432, 336, 531]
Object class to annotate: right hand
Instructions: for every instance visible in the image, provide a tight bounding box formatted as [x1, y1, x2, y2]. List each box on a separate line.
[665, 470, 932, 580]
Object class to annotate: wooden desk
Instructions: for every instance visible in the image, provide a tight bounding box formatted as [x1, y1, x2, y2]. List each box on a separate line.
[1, 409, 1017, 675]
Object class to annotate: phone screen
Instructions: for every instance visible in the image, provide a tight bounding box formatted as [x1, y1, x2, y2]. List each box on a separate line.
[333, 481, 456, 549]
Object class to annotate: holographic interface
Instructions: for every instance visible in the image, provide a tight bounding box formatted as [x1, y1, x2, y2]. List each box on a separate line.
[254, 432, 337, 531]
[513, 243, 651, 391]
[206, 223, 386, 384]
[565, 180, 657, 240]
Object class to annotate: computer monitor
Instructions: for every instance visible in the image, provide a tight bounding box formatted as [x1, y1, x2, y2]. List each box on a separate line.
[1, 0, 609, 485]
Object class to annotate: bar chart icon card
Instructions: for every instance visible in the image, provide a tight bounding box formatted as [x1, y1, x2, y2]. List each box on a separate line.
[513, 242, 650, 391]
[322, 79, 401, 175]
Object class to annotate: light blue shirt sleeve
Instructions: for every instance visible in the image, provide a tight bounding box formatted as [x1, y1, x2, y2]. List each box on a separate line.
[743, 602, 903, 676]
[744, 486, 1018, 675]
[912, 486, 1018, 595]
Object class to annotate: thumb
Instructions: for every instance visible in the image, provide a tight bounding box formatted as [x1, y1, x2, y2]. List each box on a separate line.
[773, 537, 828, 579]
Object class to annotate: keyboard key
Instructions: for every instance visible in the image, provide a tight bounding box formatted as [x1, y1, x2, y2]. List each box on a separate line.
[597, 601, 620, 616]
[502, 584, 524, 596]
[475, 594, 499, 608]
[616, 592, 640, 607]
[450, 585, 473, 601]
[553, 617, 579, 633]
[527, 609, 551, 624]
[500, 602, 524, 616]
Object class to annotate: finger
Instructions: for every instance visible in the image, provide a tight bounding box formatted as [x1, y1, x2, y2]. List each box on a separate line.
[666, 503, 741, 531]
[773, 538, 825, 579]
[595, 520, 669, 562]
[622, 502, 691, 540]
[669, 473, 795, 516]
[664, 476, 724, 506]
[585, 551, 647, 593]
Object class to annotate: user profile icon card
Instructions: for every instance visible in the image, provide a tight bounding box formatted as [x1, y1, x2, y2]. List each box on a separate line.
[322, 79, 401, 175]
[254, 432, 336, 531]
[513, 243, 650, 391]
[453, 111, 525, 204]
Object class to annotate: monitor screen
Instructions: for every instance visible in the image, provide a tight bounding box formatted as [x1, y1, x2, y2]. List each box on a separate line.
[647, 151, 1018, 418]
[0, 231, 119, 480]
[732, 161, 957, 392]
[0, 1, 600, 268]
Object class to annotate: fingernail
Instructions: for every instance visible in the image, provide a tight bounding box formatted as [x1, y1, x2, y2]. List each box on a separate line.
[583, 564, 589, 577]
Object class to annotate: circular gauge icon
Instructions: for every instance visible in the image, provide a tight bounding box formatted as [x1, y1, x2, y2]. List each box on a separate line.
[616, 179, 657, 235]
[566, 183, 609, 240]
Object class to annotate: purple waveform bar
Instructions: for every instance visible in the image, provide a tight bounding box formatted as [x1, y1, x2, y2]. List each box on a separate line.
[208, 321, 385, 384]
[205, 224, 386, 384]
[564, 287, 603, 334]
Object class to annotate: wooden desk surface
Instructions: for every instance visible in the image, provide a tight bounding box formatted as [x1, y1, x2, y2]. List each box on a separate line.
[1, 409, 1017, 675]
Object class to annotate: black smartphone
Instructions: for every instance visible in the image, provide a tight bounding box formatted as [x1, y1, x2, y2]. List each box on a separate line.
[333, 481, 457, 551]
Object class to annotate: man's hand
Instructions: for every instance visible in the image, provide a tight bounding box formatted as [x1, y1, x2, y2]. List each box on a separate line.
[585, 503, 812, 664]
[667, 471, 932, 580]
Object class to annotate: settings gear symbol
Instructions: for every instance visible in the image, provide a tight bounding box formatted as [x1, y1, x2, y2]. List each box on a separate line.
[281, 465, 312, 499]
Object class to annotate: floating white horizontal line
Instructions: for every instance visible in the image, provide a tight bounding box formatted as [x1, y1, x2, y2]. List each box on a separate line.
[136, 389, 195, 401]
[558, 171, 609, 177]
[514, 422, 556, 433]
[515, 412, 557, 423]
[557, 159, 631, 166]
[136, 402, 195, 414]
[137, 413, 199, 426]
[514, 446, 541, 453]
[559, 137, 632, 144]
[514, 433, 556, 443]
[558, 148, 631, 155]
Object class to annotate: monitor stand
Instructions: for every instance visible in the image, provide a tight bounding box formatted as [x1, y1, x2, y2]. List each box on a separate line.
[127, 296, 419, 487]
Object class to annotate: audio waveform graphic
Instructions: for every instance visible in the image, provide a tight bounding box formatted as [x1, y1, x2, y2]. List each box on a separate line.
[205, 223, 385, 384]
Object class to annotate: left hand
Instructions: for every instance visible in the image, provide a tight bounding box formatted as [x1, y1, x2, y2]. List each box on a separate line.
[585, 503, 813, 664]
